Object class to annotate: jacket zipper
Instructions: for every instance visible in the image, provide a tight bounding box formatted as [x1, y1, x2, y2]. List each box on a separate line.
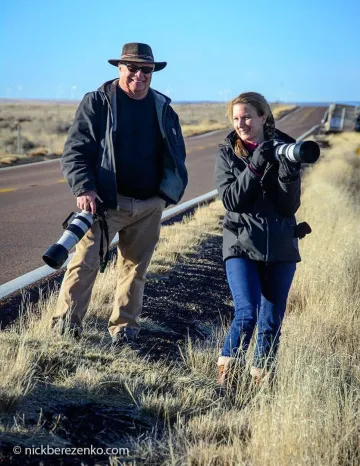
[264, 216, 269, 261]
[162, 100, 169, 132]
[224, 143, 249, 170]
[263, 164, 273, 261]
[102, 91, 119, 208]
[226, 141, 271, 261]
[161, 102, 183, 190]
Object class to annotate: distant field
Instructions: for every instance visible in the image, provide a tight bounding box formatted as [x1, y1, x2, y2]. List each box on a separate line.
[174, 103, 296, 137]
[0, 101, 296, 167]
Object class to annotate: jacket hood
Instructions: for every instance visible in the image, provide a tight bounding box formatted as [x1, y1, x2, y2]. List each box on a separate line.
[97, 79, 171, 103]
[97, 79, 116, 94]
[223, 128, 296, 150]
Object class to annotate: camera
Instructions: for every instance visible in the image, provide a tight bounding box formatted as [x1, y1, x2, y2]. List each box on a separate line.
[42, 201, 107, 270]
[273, 140, 320, 164]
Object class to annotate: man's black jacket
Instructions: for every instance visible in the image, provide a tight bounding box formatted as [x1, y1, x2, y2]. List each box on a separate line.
[61, 79, 188, 208]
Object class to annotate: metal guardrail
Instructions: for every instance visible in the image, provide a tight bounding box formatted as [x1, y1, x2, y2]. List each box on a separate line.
[321, 103, 356, 133]
[0, 190, 218, 300]
[0, 125, 321, 301]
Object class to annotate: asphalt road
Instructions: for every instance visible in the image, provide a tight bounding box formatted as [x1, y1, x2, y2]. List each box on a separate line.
[0, 106, 325, 285]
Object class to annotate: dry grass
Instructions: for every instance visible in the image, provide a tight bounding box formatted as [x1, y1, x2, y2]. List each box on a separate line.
[0, 101, 296, 166]
[1, 131, 359, 464]
[0, 102, 73, 166]
[135, 131, 360, 465]
[0, 201, 224, 451]
[272, 104, 297, 120]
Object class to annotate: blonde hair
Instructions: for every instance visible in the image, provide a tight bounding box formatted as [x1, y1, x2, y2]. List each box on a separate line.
[227, 92, 275, 157]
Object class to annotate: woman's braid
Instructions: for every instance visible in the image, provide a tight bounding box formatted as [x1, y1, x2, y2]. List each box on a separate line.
[264, 113, 276, 141]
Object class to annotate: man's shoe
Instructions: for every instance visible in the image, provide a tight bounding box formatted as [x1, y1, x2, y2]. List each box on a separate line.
[124, 327, 138, 342]
[53, 319, 83, 340]
[111, 327, 138, 348]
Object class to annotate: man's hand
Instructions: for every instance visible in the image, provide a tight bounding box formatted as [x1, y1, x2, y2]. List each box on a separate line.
[77, 191, 103, 214]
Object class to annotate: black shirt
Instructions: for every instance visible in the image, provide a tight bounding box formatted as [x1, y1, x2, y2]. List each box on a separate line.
[115, 87, 164, 200]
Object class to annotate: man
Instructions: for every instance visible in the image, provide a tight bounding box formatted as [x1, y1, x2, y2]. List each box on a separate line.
[52, 43, 188, 345]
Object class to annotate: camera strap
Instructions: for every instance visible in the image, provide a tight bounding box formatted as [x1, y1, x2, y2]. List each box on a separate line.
[97, 214, 110, 273]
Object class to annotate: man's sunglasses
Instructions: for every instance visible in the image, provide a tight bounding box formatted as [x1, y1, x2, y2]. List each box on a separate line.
[124, 63, 154, 75]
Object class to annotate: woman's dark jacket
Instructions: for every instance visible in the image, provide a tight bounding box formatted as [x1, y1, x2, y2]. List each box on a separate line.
[61, 79, 188, 209]
[215, 129, 301, 263]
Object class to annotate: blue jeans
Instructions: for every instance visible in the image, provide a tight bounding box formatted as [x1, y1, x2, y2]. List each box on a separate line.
[222, 258, 296, 369]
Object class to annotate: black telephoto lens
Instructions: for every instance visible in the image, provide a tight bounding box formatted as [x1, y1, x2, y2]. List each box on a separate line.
[296, 141, 320, 163]
[42, 244, 69, 269]
[42, 210, 94, 270]
[274, 140, 320, 164]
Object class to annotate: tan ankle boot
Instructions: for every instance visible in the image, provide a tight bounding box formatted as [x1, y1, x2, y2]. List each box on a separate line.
[217, 356, 234, 385]
[250, 366, 270, 386]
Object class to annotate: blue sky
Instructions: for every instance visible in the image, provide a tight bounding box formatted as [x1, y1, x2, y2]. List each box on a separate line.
[1, 0, 359, 103]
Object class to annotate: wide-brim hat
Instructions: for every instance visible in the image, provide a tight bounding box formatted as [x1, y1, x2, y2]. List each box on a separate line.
[108, 42, 167, 72]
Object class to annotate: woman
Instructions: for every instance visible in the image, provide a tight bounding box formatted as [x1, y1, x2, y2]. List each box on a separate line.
[215, 92, 301, 386]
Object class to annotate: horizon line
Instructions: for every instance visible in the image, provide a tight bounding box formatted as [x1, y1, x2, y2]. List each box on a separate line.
[1, 97, 359, 106]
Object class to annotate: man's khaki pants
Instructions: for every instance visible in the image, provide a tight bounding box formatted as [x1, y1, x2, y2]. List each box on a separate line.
[53, 194, 166, 336]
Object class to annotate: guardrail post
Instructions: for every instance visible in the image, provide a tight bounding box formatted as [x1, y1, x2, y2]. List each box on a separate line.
[17, 125, 22, 154]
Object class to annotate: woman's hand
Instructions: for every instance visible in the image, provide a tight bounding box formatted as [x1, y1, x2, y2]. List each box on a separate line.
[278, 155, 301, 182]
[250, 141, 274, 175]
